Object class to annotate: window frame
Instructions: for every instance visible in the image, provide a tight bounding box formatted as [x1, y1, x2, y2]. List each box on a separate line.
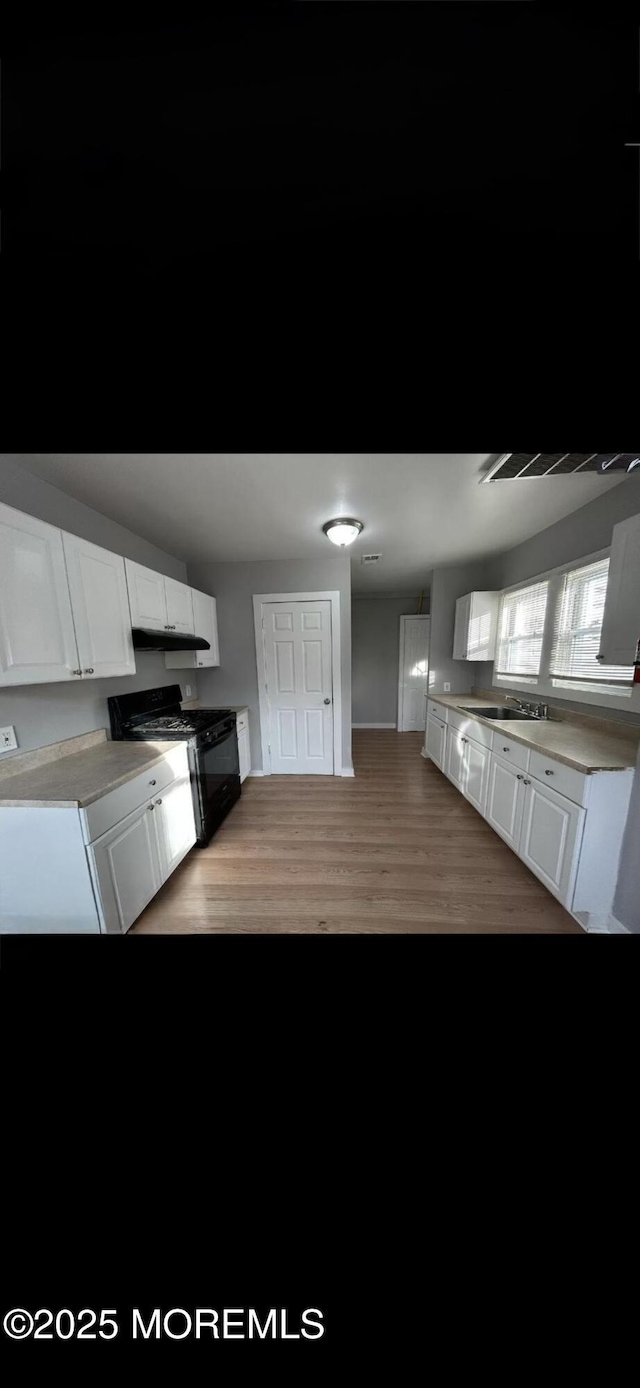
[490, 547, 639, 713]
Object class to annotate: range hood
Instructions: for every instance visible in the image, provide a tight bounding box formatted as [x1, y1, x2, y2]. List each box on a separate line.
[132, 628, 211, 652]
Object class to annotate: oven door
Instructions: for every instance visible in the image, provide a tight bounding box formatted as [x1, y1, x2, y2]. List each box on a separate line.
[193, 718, 240, 833]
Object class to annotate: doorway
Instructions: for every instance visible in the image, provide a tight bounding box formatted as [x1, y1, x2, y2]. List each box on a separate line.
[397, 615, 430, 732]
[253, 591, 343, 775]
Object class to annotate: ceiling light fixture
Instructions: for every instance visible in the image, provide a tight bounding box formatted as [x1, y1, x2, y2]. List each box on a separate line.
[322, 518, 364, 548]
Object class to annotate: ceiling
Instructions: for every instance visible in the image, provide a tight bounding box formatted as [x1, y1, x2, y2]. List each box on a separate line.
[12, 454, 625, 593]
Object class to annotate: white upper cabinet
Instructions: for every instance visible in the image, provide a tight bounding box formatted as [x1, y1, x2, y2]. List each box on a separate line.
[62, 532, 135, 679]
[598, 513, 640, 666]
[125, 559, 169, 631]
[165, 588, 219, 669]
[452, 591, 499, 661]
[164, 577, 194, 634]
[126, 560, 195, 635]
[0, 502, 80, 685]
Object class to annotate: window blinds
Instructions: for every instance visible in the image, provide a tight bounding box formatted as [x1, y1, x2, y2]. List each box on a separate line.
[495, 581, 549, 677]
[550, 558, 634, 685]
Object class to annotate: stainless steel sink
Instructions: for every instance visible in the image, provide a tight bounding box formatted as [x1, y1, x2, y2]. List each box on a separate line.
[459, 706, 535, 721]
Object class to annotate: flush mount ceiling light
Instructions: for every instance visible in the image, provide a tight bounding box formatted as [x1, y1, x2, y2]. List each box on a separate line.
[322, 518, 364, 547]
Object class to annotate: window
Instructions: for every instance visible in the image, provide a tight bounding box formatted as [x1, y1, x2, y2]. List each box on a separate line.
[549, 557, 634, 691]
[495, 580, 549, 681]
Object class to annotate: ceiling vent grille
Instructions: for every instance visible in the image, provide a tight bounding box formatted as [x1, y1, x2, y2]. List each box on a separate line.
[361, 554, 382, 565]
[482, 453, 640, 482]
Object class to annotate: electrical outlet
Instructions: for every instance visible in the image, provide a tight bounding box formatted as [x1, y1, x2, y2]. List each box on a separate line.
[0, 725, 18, 752]
[443, 683, 451, 693]
[185, 685, 192, 699]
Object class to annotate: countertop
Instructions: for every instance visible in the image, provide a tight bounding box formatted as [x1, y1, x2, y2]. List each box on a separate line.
[0, 739, 180, 808]
[427, 694, 639, 773]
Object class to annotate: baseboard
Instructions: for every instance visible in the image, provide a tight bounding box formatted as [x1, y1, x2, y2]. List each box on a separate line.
[340, 767, 355, 777]
[420, 748, 429, 760]
[247, 770, 265, 777]
[352, 723, 397, 729]
[607, 913, 632, 934]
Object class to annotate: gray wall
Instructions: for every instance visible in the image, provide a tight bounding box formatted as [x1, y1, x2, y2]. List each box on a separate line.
[352, 593, 426, 724]
[474, 476, 640, 726]
[187, 556, 352, 771]
[428, 559, 503, 696]
[0, 456, 198, 756]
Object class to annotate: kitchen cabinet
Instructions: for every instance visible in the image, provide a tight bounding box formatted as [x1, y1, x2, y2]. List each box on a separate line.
[62, 531, 136, 679]
[597, 512, 640, 666]
[125, 559, 194, 635]
[165, 588, 219, 670]
[0, 502, 79, 685]
[518, 775, 585, 904]
[452, 590, 499, 661]
[445, 726, 489, 813]
[0, 744, 196, 934]
[424, 710, 447, 770]
[424, 698, 633, 925]
[0, 501, 135, 687]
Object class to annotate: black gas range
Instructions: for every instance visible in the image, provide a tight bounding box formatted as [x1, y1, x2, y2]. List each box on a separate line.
[108, 684, 241, 846]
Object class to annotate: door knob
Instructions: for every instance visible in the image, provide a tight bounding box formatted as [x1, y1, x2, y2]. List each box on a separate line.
[324, 698, 331, 704]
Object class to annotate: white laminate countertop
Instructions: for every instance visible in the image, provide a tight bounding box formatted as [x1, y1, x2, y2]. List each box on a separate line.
[0, 738, 180, 808]
[427, 694, 639, 773]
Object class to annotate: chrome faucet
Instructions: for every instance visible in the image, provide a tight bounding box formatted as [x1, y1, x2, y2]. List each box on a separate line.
[505, 696, 529, 712]
[505, 696, 548, 718]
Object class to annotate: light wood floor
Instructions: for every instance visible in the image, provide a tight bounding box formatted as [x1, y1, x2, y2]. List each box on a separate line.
[127, 732, 580, 938]
[130, 730, 583, 933]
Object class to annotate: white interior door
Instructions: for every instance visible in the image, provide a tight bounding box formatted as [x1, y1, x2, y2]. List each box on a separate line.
[0, 501, 80, 685]
[399, 616, 430, 731]
[62, 531, 136, 679]
[263, 600, 334, 774]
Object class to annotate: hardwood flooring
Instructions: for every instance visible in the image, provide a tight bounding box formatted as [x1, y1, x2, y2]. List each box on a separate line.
[130, 730, 583, 933]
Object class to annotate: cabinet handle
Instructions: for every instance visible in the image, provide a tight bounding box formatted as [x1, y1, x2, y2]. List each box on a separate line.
[198, 661, 203, 666]
[524, 779, 531, 786]
[516, 774, 524, 780]
[503, 746, 510, 752]
[148, 804, 155, 811]
[72, 669, 82, 676]
[84, 667, 94, 674]
[155, 798, 163, 805]
[149, 779, 157, 786]
[544, 769, 554, 776]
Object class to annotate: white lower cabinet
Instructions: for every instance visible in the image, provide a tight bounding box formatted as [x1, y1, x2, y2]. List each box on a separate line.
[0, 746, 196, 934]
[444, 727, 490, 814]
[518, 775, 585, 904]
[425, 712, 447, 770]
[88, 799, 163, 934]
[424, 702, 634, 926]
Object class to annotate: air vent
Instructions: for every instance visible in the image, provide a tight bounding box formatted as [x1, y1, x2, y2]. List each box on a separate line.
[361, 554, 382, 565]
[482, 453, 640, 482]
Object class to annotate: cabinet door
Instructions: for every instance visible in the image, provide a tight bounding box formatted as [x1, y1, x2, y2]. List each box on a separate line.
[486, 754, 526, 849]
[154, 775, 197, 879]
[518, 777, 585, 905]
[598, 513, 640, 666]
[0, 502, 79, 685]
[164, 577, 194, 634]
[193, 589, 219, 665]
[463, 736, 491, 815]
[87, 799, 162, 933]
[452, 594, 471, 659]
[62, 532, 136, 679]
[425, 714, 446, 770]
[446, 729, 466, 789]
[125, 559, 168, 631]
[238, 726, 251, 782]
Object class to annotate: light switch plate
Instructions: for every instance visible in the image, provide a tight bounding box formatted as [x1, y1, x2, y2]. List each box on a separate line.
[0, 725, 18, 752]
[443, 683, 451, 692]
[185, 685, 192, 699]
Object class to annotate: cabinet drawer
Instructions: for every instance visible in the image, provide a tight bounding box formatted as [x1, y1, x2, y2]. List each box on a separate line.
[448, 708, 493, 749]
[427, 699, 447, 722]
[81, 744, 189, 843]
[528, 750, 589, 807]
[491, 733, 530, 771]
